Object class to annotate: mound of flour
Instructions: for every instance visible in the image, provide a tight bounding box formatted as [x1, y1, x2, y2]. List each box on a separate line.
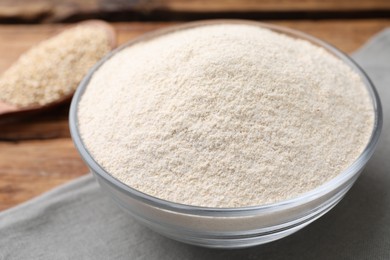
[78, 24, 374, 207]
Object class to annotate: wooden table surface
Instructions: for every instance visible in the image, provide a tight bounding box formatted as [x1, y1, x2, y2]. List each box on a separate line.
[0, 1, 390, 211]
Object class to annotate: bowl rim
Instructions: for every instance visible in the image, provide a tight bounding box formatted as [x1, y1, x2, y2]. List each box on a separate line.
[69, 19, 383, 216]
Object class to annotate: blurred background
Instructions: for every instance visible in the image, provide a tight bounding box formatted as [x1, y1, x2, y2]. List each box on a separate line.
[1, 0, 390, 23]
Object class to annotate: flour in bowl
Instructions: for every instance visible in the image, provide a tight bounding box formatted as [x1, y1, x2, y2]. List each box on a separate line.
[78, 23, 374, 207]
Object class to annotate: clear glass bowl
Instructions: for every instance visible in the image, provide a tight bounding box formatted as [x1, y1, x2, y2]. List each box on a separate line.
[69, 20, 382, 249]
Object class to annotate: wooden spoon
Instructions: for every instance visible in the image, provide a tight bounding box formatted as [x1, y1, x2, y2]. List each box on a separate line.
[0, 20, 116, 121]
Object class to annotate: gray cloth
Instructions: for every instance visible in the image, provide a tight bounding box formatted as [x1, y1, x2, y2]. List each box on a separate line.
[1, 29, 390, 260]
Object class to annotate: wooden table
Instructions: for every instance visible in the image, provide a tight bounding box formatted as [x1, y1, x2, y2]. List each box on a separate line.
[1, 1, 390, 211]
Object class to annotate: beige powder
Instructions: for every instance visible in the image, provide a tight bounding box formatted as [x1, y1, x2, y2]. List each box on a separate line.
[78, 24, 374, 208]
[0, 24, 111, 107]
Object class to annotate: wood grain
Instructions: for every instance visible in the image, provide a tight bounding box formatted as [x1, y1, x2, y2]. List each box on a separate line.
[1, 0, 390, 22]
[1, 19, 390, 211]
[0, 105, 70, 141]
[0, 138, 88, 210]
[154, 0, 390, 12]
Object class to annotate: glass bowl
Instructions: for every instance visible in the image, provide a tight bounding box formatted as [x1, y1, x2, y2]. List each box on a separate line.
[69, 20, 382, 249]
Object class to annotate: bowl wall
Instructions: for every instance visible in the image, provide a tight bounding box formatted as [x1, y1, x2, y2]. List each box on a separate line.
[92, 168, 361, 248]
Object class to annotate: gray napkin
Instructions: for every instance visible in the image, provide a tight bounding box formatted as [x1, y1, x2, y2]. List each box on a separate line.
[1, 29, 390, 260]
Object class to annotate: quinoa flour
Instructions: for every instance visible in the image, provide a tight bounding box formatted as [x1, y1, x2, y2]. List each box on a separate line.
[78, 24, 374, 207]
[0, 24, 111, 107]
